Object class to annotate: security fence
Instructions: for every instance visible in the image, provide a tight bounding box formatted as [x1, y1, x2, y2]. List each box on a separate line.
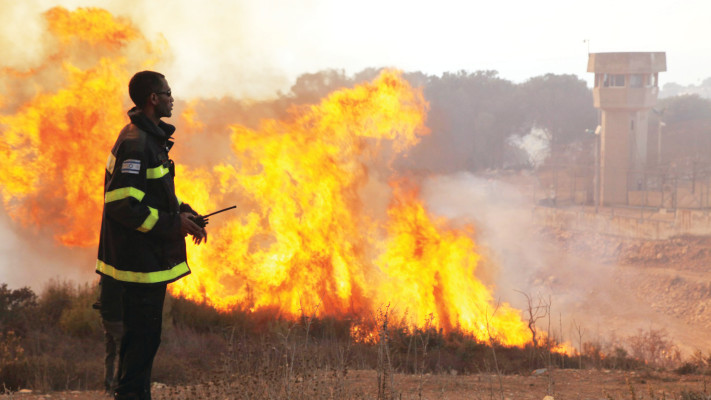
[536, 161, 711, 210]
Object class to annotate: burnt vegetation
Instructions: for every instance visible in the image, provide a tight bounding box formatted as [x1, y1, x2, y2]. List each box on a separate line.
[0, 279, 703, 397]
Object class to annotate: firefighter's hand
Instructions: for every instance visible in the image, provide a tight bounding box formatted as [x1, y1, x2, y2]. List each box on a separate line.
[180, 212, 208, 245]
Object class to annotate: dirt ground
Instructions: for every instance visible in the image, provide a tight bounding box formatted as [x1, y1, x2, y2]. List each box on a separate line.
[1, 369, 710, 399]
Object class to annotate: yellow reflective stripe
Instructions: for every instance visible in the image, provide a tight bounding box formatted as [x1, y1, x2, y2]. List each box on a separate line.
[96, 259, 189, 284]
[106, 153, 116, 174]
[146, 165, 170, 179]
[105, 187, 145, 203]
[137, 206, 159, 232]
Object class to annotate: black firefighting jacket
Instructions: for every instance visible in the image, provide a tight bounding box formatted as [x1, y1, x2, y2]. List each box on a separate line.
[96, 108, 194, 284]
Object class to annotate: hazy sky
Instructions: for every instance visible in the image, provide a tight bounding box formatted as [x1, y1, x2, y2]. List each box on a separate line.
[2, 0, 711, 98]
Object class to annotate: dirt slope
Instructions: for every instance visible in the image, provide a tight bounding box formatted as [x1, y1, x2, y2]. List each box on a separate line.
[541, 228, 711, 356]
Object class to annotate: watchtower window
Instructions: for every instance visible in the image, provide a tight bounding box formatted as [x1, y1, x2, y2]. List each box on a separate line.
[603, 74, 625, 87]
[630, 74, 643, 88]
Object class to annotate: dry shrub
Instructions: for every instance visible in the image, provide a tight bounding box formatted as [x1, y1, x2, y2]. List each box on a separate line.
[0, 279, 700, 397]
[607, 346, 640, 371]
[58, 283, 102, 338]
[0, 331, 28, 392]
[12, 331, 105, 391]
[153, 326, 227, 384]
[582, 340, 604, 368]
[167, 295, 233, 333]
[0, 331, 24, 364]
[628, 328, 681, 369]
[7, 355, 96, 392]
[0, 359, 31, 392]
[151, 353, 193, 385]
[37, 279, 75, 327]
[0, 281, 105, 392]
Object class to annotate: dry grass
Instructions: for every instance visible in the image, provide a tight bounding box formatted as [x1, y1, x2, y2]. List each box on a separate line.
[0, 280, 708, 399]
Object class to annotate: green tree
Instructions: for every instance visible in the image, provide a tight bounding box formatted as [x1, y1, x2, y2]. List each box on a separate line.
[0, 283, 38, 335]
[660, 94, 711, 124]
[657, 94, 711, 164]
[399, 70, 523, 173]
[519, 74, 596, 145]
[288, 69, 354, 105]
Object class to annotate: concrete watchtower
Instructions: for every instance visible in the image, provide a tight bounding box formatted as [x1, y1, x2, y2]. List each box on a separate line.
[587, 52, 666, 206]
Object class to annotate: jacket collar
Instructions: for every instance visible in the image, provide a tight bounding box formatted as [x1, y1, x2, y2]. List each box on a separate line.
[127, 107, 176, 141]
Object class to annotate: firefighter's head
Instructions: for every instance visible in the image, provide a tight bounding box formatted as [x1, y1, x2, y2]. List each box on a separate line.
[128, 71, 173, 120]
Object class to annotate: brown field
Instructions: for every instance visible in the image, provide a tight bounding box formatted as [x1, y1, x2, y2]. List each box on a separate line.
[1, 369, 710, 399]
[4, 218, 711, 399]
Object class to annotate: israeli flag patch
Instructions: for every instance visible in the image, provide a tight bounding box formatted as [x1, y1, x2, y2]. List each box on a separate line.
[121, 159, 141, 174]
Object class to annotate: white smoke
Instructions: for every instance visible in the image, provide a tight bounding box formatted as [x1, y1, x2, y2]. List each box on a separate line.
[507, 127, 551, 169]
[0, 209, 96, 290]
[420, 172, 619, 348]
[420, 171, 711, 355]
[420, 172, 548, 309]
[418, 171, 614, 315]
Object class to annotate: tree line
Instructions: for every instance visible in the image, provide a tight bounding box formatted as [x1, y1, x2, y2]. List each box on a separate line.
[178, 68, 711, 176]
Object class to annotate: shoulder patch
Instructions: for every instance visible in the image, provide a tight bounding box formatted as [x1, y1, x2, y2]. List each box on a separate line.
[106, 153, 116, 174]
[121, 159, 141, 174]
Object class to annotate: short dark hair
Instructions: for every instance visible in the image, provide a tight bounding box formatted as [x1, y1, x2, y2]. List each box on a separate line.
[128, 71, 165, 108]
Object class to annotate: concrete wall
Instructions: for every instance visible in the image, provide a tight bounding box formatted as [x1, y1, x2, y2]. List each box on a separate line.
[588, 51, 666, 208]
[587, 52, 667, 74]
[600, 111, 631, 205]
[592, 86, 660, 109]
[533, 206, 711, 240]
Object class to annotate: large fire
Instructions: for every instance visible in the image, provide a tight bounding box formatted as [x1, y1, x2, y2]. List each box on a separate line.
[0, 7, 534, 346]
[0, 7, 162, 246]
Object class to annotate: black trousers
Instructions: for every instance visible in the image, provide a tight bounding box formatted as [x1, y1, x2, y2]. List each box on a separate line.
[102, 319, 123, 392]
[115, 283, 166, 400]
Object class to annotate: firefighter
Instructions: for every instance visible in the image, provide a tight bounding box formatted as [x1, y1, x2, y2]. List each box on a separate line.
[96, 70, 207, 400]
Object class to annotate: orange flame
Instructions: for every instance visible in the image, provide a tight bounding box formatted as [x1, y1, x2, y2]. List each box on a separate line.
[171, 70, 429, 316]
[170, 71, 532, 345]
[0, 7, 162, 246]
[374, 183, 531, 345]
[45, 7, 138, 49]
[1, 6, 535, 346]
